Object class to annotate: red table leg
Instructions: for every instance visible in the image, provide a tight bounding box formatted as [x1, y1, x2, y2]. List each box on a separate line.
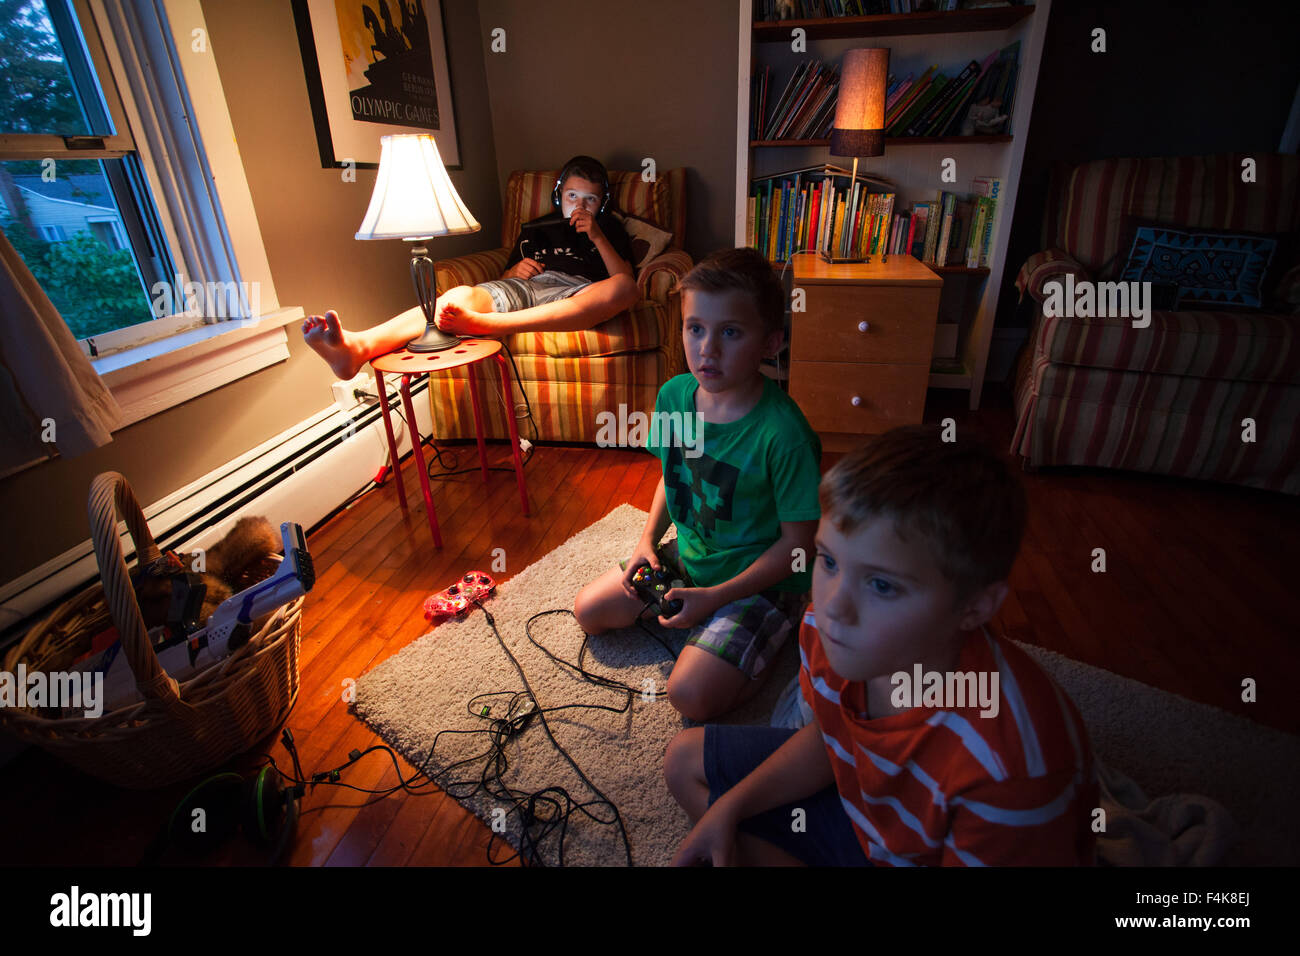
[465, 358, 490, 485]
[495, 353, 530, 515]
[372, 367, 407, 507]
[399, 373, 443, 548]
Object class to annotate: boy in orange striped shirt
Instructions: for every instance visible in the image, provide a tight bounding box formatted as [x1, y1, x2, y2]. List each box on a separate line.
[666, 426, 1098, 866]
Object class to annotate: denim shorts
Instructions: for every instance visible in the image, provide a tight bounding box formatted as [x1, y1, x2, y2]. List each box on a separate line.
[476, 270, 591, 312]
[704, 724, 871, 867]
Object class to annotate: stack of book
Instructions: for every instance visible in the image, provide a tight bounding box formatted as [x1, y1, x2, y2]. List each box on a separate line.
[898, 177, 1002, 268]
[883, 40, 1020, 137]
[754, 0, 1001, 18]
[747, 164, 897, 263]
[751, 59, 841, 141]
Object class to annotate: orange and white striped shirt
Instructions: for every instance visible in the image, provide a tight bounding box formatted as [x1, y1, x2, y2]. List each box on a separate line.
[798, 608, 1098, 866]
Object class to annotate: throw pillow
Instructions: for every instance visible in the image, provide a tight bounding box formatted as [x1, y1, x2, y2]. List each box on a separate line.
[613, 211, 673, 274]
[1118, 218, 1293, 311]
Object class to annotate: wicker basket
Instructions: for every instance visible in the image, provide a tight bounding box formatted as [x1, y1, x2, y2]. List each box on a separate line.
[0, 472, 302, 789]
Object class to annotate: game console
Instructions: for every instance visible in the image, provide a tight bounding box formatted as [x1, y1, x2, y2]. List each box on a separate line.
[423, 571, 496, 621]
[630, 564, 685, 619]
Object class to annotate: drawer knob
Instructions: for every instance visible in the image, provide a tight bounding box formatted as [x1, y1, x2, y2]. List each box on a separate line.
[851, 395, 863, 407]
[858, 321, 869, 332]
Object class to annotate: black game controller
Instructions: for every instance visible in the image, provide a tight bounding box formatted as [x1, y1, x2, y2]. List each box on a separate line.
[631, 563, 685, 619]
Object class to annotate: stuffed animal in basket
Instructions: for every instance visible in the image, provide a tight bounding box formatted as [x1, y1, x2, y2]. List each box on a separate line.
[132, 516, 283, 635]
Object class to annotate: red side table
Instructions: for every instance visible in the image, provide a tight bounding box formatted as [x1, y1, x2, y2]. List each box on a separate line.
[370, 338, 530, 547]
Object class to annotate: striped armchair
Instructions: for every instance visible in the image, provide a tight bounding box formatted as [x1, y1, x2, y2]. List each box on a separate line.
[1012, 153, 1300, 494]
[427, 167, 691, 444]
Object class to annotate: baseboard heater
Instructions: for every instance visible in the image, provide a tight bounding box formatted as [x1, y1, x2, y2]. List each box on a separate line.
[0, 377, 431, 652]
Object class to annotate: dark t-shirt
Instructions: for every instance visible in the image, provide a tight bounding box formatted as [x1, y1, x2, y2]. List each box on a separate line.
[504, 211, 634, 281]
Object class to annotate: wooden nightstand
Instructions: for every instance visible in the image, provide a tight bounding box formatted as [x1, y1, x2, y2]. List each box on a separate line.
[788, 253, 942, 452]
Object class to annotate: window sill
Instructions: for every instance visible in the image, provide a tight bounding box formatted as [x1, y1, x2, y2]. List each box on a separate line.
[96, 307, 305, 428]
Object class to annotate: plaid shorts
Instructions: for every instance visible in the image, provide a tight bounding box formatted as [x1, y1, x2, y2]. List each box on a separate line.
[476, 270, 591, 312]
[621, 541, 806, 680]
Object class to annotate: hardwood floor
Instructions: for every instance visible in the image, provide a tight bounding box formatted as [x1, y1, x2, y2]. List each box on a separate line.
[0, 384, 1294, 866]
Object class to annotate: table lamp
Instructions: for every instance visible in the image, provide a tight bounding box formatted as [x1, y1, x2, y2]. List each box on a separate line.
[355, 134, 481, 352]
[825, 47, 889, 265]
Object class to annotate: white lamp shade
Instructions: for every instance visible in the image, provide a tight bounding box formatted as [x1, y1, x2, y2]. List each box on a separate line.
[355, 134, 480, 241]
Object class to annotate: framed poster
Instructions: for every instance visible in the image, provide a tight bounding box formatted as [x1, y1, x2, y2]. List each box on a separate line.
[292, 0, 461, 169]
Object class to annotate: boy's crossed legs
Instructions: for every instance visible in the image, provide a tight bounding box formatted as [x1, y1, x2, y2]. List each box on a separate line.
[303, 271, 638, 380]
[572, 556, 802, 723]
[664, 724, 871, 866]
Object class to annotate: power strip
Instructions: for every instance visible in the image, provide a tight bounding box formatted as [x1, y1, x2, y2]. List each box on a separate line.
[331, 371, 378, 412]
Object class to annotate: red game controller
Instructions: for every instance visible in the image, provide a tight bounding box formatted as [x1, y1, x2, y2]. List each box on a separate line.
[423, 571, 496, 621]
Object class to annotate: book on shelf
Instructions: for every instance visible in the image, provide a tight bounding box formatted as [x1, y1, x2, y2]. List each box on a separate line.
[934, 192, 955, 267]
[971, 176, 1002, 268]
[892, 73, 951, 135]
[885, 72, 914, 113]
[752, 59, 840, 140]
[884, 65, 935, 126]
[903, 58, 979, 137]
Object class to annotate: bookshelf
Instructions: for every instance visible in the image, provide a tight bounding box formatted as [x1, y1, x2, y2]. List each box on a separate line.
[734, 0, 1053, 410]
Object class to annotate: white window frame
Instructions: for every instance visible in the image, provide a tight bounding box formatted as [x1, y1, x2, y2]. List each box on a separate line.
[1, 0, 302, 428]
[84, 214, 126, 248]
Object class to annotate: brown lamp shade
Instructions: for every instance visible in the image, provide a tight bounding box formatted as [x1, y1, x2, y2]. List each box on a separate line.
[830, 48, 889, 158]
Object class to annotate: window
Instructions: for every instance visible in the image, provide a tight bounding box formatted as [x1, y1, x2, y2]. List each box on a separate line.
[0, 0, 173, 341]
[0, 0, 299, 431]
[87, 217, 125, 249]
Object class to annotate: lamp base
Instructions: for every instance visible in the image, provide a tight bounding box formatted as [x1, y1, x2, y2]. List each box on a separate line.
[407, 243, 463, 352]
[405, 322, 461, 352]
[820, 251, 886, 266]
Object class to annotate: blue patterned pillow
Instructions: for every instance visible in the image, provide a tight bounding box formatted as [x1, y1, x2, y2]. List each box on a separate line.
[1120, 225, 1278, 309]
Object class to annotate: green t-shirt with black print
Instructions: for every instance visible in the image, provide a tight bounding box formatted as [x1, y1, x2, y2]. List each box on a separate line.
[647, 373, 822, 592]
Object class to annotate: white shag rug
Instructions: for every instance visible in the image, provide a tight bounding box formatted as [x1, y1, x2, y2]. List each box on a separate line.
[353, 505, 1298, 866]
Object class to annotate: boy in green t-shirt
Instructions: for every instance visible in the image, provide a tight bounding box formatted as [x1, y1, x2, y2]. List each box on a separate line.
[573, 247, 821, 722]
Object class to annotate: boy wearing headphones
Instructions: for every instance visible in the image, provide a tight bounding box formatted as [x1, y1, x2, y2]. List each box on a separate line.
[303, 155, 639, 379]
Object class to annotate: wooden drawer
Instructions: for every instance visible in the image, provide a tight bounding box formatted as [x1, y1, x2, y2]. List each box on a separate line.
[789, 361, 930, 434]
[792, 284, 940, 365]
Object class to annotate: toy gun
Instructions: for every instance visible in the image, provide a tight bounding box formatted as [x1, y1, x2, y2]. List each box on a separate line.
[92, 522, 314, 712]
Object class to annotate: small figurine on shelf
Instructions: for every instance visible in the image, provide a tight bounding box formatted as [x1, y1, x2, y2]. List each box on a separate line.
[775, 0, 796, 20]
[960, 99, 1009, 136]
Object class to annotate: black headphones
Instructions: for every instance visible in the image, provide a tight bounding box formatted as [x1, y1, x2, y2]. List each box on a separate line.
[552, 156, 610, 215]
[140, 728, 304, 866]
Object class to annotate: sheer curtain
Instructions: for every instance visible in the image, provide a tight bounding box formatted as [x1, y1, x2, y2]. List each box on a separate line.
[0, 229, 123, 479]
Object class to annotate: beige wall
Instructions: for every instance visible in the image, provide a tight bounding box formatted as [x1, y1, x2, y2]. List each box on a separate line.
[477, 0, 738, 255]
[0, 0, 499, 588]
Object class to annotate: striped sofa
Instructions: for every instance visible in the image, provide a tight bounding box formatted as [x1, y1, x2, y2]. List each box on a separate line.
[1012, 153, 1300, 494]
[427, 167, 691, 444]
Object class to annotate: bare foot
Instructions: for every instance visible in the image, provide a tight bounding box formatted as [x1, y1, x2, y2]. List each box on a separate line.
[437, 302, 504, 337]
[302, 310, 369, 379]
